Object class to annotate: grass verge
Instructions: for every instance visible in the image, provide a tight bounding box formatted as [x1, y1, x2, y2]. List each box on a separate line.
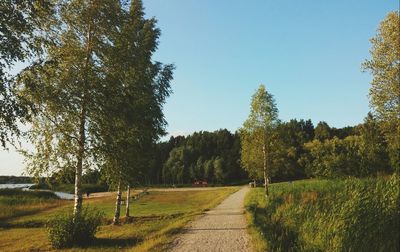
[244, 176, 399, 251]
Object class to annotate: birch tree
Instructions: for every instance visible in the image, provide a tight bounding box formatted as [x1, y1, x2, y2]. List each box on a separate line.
[94, 0, 173, 225]
[240, 85, 279, 196]
[17, 0, 122, 219]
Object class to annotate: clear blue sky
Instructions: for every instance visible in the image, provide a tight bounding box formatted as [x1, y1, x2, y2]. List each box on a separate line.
[146, 0, 398, 135]
[1, 0, 398, 175]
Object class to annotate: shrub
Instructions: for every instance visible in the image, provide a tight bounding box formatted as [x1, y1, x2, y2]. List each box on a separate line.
[47, 208, 104, 248]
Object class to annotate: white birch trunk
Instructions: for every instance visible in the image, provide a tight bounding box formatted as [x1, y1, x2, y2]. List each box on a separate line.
[263, 145, 269, 196]
[112, 180, 122, 225]
[73, 18, 92, 219]
[125, 185, 130, 218]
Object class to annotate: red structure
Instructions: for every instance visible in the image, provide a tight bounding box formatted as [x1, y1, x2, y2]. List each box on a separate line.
[192, 180, 208, 187]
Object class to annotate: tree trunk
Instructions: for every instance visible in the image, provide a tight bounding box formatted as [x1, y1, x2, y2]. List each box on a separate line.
[73, 17, 92, 219]
[125, 185, 130, 218]
[73, 98, 86, 218]
[113, 180, 122, 225]
[263, 145, 269, 196]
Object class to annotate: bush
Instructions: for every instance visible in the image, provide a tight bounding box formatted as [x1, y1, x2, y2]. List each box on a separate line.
[47, 208, 104, 248]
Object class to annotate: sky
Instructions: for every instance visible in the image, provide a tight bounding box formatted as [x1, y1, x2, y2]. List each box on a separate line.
[1, 0, 398, 176]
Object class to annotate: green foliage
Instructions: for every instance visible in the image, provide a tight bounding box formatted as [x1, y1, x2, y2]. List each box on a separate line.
[16, 0, 126, 216]
[358, 113, 391, 173]
[303, 115, 392, 178]
[213, 157, 225, 183]
[314, 121, 331, 141]
[47, 207, 103, 249]
[273, 119, 314, 180]
[240, 85, 279, 182]
[245, 176, 400, 251]
[363, 11, 400, 172]
[161, 129, 245, 185]
[304, 137, 364, 178]
[0, 176, 33, 184]
[98, 0, 173, 188]
[0, 0, 53, 147]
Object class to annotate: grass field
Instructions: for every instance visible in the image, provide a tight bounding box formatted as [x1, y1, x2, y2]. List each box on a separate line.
[245, 176, 400, 252]
[0, 187, 237, 251]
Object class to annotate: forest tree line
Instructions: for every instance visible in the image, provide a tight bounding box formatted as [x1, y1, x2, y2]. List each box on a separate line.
[25, 113, 396, 187]
[131, 112, 394, 186]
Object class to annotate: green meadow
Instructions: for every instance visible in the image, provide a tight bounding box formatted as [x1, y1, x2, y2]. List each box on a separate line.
[0, 187, 237, 251]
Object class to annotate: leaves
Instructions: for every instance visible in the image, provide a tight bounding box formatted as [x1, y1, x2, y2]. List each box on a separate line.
[362, 11, 400, 172]
[240, 85, 279, 180]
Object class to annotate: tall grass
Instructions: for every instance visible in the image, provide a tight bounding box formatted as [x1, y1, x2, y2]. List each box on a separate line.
[245, 175, 400, 251]
[0, 189, 61, 224]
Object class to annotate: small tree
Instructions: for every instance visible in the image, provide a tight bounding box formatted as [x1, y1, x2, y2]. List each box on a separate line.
[359, 113, 390, 175]
[240, 85, 279, 196]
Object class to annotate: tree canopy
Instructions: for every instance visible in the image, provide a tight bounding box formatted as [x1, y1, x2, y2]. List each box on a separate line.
[362, 11, 400, 172]
[240, 85, 279, 195]
[16, 0, 173, 220]
[0, 0, 53, 147]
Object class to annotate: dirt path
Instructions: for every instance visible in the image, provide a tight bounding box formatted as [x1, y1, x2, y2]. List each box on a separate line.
[169, 187, 253, 252]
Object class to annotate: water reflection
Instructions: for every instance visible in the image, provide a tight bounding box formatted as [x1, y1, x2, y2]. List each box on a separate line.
[0, 183, 74, 200]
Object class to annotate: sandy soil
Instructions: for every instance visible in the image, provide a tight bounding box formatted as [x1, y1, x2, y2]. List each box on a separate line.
[168, 187, 253, 252]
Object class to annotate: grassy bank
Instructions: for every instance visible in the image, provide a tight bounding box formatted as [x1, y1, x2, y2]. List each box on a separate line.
[0, 187, 237, 251]
[0, 189, 65, 224]
[245, 176, 399, 251]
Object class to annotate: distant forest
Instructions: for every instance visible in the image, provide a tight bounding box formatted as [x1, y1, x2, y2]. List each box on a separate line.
[0, 176, 33, 184]
[141, 113, 392, 185]
[7, 114, 393, 187]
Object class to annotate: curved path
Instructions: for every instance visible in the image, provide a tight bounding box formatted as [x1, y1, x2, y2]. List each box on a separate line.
[169, 187, 253, 252]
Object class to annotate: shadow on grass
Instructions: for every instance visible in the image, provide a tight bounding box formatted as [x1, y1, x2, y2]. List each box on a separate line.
[0, 203, 65, 228]
[74, 237, 143, 249]
[0, 219, 45, 228]
[0, 209, 42, 225]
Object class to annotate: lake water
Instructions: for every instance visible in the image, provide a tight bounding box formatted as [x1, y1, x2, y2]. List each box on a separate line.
[53, 191, 74, 200]
[0, 183, 34, 189]
[0, 183, 74, 200]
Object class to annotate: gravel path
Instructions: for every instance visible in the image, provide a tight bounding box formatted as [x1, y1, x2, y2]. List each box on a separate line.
[169, 187, 253, 252]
